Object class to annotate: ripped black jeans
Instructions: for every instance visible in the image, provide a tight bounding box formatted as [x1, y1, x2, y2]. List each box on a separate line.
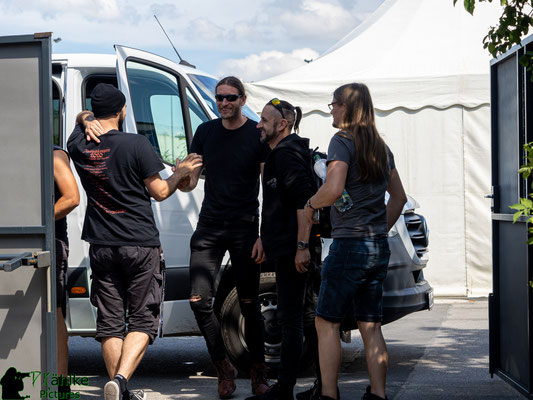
[189, 216, 265, 364]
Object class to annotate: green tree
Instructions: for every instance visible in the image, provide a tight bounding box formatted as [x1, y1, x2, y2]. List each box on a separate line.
[457, 2, 533, 280]
[454, 0, 533, 68]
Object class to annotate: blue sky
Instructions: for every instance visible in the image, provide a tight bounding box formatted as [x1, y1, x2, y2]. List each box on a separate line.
[0, 0, 384, 81]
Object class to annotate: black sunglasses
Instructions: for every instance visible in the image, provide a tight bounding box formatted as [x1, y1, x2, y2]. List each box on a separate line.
[215, 94, 242, 102]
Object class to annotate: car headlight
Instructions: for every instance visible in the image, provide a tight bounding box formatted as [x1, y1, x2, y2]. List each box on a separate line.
[384, 193, 419, 214]
[403, 194, 419, 213]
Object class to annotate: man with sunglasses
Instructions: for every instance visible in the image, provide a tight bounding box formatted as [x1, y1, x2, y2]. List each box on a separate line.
[178, 76, 271, 399]
[246, 99, 319, 400]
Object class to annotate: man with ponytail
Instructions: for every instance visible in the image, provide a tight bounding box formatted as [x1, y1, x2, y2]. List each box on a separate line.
[246, 99, 321, 400]
[304, 83, 407, 400]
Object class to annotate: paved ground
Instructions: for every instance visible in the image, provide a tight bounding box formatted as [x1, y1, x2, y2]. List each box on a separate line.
[67, 298, 523, 399]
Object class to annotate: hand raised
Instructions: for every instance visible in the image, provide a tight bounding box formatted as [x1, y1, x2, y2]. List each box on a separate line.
[174, 153, 203, 176]
[84, 117, 105, 144]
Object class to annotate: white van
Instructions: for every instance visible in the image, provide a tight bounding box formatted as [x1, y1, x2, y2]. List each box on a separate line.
[54, 46, 432, 372]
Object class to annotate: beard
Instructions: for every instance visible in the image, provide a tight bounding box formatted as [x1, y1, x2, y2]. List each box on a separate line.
[218, 104, 241, 120]
[118, 113, 125, 131]
[260, 121, 279, 144]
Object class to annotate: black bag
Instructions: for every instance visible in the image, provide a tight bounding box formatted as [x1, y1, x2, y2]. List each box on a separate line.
[308, 147, 332, 239]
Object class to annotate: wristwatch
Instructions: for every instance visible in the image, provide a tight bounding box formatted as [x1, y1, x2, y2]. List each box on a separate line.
[297, 241, 309, 250]
[306, 199, 316, 209]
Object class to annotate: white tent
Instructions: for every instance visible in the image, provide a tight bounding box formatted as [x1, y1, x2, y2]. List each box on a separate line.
[245, 0, 503, 296]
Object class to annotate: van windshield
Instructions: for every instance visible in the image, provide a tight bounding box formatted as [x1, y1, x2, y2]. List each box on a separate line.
[188, 74, 259, 122]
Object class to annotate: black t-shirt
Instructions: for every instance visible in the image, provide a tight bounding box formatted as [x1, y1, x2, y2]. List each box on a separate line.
[190, 118, 270, 220]
[67, 125, 164, 246]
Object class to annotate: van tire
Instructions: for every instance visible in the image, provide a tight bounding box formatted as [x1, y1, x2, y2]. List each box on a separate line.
[220, 272, 313, 374]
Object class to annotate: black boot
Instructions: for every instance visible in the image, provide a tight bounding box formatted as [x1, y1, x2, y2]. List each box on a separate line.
[245, 382, 294, 400]
[296, 379, 320, 400]
[361, 385, 387, 400]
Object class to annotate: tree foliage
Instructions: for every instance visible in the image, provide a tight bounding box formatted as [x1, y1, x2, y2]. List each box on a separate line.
[454, 0, 533, 67]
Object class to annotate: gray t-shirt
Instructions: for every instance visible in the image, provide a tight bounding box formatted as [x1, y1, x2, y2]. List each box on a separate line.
[327, 133, 395, 238]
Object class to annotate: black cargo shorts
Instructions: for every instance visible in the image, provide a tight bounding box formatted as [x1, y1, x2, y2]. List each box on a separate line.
[55, 239, 69, 317]
[89, 245, 164, 344]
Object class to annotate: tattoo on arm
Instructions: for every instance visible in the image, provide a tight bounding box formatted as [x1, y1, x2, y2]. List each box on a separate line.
[76, 110, 94, 125]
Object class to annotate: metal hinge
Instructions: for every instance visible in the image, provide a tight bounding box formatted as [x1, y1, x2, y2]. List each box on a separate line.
[0, 251, 51, 272]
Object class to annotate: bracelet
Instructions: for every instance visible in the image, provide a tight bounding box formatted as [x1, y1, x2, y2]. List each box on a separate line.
[306, 199, 316, 210]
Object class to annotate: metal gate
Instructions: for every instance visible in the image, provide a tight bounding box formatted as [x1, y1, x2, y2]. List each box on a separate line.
[489, 34, 533, 398]
[0, 33, 55, 399]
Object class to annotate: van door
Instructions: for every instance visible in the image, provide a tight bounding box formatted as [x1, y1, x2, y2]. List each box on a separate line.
[114, 46, 209, 333]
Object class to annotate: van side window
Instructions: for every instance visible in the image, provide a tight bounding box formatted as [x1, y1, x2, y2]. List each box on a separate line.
[126, 61, 187, 164]
[83, 76, 118, 111]
[186, 87, 209, 136]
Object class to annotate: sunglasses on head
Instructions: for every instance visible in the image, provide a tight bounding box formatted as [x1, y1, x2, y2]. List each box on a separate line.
[215, 94, 242, 102]
[269, 98, 287, 119]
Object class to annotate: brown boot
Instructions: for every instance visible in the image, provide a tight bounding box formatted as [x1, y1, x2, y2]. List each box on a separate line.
[250, 363, 270, 395]
[213, 359, 238, 399]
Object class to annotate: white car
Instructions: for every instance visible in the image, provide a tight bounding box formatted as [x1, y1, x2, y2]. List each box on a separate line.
[54, 46, 432, 372]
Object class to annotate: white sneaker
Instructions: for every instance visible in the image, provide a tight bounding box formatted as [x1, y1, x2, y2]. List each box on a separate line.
[103, 379, 121, 400]
[129, 390, 147, 400]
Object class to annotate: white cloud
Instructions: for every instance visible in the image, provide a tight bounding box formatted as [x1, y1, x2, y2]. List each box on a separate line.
[278, 0, 359, 40]
[0, 0, 382, 74]
[217, 48, 319, 81]
[0, 0, 122, 21]
[186, 17, 225, 42]
[150, 2, 181, 19]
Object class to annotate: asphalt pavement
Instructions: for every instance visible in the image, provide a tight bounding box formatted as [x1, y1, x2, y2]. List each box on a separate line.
[67, 298, 523, 399]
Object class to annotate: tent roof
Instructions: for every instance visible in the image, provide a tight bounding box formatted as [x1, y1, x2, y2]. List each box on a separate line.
[245, 0, 503, 113]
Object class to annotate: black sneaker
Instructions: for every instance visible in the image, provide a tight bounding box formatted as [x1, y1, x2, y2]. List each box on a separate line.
[296, 380, 319, 400]
[361, 385, 387, 400]
[57, 383, 71, 398]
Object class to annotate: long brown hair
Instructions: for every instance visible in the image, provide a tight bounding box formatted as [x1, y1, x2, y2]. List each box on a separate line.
[216, 76, 246, 96]
[333, 83, 389, 183]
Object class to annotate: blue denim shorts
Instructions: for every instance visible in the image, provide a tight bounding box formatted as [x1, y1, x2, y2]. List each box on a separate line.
[316, 235, 390, 323]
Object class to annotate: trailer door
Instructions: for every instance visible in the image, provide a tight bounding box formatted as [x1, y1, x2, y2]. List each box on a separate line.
[0, 33, 55, 399]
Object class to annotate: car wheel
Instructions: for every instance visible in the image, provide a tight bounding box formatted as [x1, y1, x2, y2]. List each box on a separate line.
[220, 272, 313, 373]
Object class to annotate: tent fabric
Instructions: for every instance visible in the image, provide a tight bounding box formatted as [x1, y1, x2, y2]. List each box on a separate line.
[246, 0, 501, 112]
[245, 0, 501, 296]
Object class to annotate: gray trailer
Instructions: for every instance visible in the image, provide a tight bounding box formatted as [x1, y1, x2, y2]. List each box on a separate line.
[0, 33, 56, 399]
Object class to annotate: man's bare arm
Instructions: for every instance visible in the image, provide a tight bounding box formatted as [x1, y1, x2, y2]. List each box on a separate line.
[75, 110, 104, 142]
[294, 209, 312, 273]
[177, 166, 202, 192]
[53, 150, 80, 220]
[144, 154, 203, 201]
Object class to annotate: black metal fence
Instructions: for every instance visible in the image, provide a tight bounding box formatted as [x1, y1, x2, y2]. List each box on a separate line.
[490, 34, 533, 399]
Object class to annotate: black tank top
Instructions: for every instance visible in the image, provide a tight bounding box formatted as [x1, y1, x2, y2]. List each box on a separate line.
[54, 145, 69, 244]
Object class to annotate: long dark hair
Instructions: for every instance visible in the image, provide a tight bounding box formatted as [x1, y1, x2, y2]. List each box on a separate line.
[333, 83, 389, 183]
[216, 76, 246, 96]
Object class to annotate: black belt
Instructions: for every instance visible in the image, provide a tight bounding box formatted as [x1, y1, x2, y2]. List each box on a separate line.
[200, 214, 257, 224]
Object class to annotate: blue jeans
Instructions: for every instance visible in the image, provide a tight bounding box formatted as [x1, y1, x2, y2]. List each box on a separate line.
[316, 235, 390, 323]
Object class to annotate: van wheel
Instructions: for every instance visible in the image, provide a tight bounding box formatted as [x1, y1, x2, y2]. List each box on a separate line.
[220, 272, 313, 373]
